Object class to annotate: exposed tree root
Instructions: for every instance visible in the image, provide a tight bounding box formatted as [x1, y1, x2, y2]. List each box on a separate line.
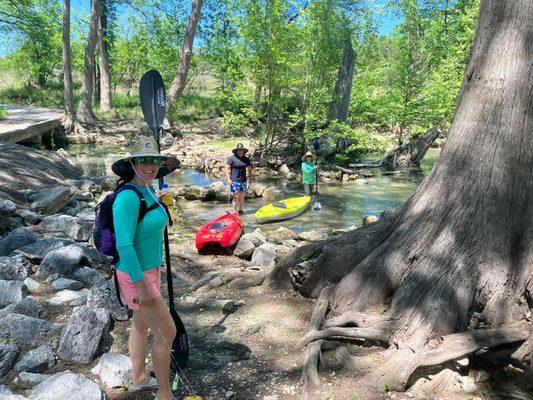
[297, 326, 390, 348]
[191, 266, 272, 293]
[334, 346, 375, 374]
[324, 311, 390, 329]
[368, 322, 530, 391]
[301, 287, 330, 399]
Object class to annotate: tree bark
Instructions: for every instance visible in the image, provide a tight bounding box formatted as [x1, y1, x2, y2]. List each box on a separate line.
[61, 0, 77, 131]
[329, 37, 356, 123]
[269, 0, 533, 391]
[97, 0, 112, 112]
[76, 0, 101, 125]
[166, 0, 203, 124]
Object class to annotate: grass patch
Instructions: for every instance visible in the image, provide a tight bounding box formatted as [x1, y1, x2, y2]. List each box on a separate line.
[198, 138, 252, 150]
[0, 80, 70, 109]
[170, 92, 220, 123]
[0, 107, 7, 120]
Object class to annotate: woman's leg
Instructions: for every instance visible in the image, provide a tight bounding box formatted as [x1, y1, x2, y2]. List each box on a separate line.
[238, 191, 245, 212]
[129, 312, 150, 383]
[135, 297, 177, 400]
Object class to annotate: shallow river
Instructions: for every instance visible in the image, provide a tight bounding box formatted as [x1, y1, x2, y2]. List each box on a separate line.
[67, 145, 439, 234]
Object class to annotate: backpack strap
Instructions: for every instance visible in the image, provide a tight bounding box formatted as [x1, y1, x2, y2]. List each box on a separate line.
[116, 185, 157, 223]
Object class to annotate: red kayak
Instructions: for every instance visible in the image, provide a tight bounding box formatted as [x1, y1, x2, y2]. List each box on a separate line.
[195, 213, 244, 253]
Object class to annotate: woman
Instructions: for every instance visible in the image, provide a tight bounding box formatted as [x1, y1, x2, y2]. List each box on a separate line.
[111, 136, 180, 400]
[301, 150, 318, 195]
[226, 143, 252, 214]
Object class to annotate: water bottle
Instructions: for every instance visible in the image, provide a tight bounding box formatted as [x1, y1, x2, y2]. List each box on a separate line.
[160, 183, 174, 207]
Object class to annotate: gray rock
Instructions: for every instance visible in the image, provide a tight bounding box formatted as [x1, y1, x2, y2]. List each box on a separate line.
[261, 187, 283, 200]
[297, 230, 327, 242]
[251, 228, 267, 244]
[0, 344, 19, 377]
[18, 210, 43, 225]
[0, 228, 38, 257]
[87, 282, 128, 321]
[0, 255, 33, 281]
[286, 172, 298, 181]
[0, 280, 28, 308]
[175, 185, 214, 201]
[46, 289, 88, 307]
[14, 345, 55, 373]
[90, 353, 131, 388]
[70, 267, 106, 288]
[57, 306, 110, 364]
[0, 215, 24, 235]
[240, 233, 262, 247]
[362, 215, 379, 226]
[0, 314, 53, 343]
[37, 245, 84, 277]
[0, 298, 42, 320]
[27, 370, 103, 400]
[275, 245, 291, 257]
[460, 376, 478, 393]
[39, 215, 92, 242]
[267, 227, 296, 244]
[71, 244, 112, 272]
[29, 186, 71, 215]
[282, 239, 299, 247]
[251, 243, 278, 266]
[332, 225, 357, 236]
[51, 278, 83, 291]
[279, 164, 290, 175]
[15, 238, 73, 263]
[233, 238, 255, 259]
[44, 273, 62, 284]
[23, 277, 41, 294]
[0, 200, 16, 216]
[18, 372, 49, 385]
[0, 385, 28, 399]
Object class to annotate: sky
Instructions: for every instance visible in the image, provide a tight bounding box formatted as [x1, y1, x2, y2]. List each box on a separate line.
[0, 0, 400, 58]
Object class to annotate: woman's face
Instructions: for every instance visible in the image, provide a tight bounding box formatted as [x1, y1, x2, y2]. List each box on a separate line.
[132, 156, 161, 180]
[306, 156, 313, 162]
[236, 149, 245, 158]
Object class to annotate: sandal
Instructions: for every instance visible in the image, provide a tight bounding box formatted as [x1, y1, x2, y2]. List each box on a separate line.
[125, 373, 158, 391]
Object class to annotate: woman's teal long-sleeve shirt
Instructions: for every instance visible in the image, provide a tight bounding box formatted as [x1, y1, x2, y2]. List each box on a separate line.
[112, 183, 168, 283]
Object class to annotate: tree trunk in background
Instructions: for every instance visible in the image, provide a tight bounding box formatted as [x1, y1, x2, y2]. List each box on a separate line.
[98, 0, 112, 112]
[166, 0, 203, 125]
[253, 83, 262, 112]
[77, 0, 101, 125]
[329, 37, 356, 123]
[61, 0, 77, 132]
[269, 0, 533, 391]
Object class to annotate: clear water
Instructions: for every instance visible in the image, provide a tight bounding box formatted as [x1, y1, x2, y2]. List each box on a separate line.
[67, 145, 439, 234]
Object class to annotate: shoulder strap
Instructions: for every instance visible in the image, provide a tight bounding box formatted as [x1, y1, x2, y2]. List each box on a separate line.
[116, 185, 148, 222]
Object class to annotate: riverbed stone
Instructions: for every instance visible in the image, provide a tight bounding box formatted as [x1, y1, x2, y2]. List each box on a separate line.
[0, 385, 28, 400]
[71, 267, 106, 288]
[18, 210, 44, 225]
[14, 238, 73, 263]
[275, 245, 291, 257]
[51, 278, 83, 291]
[0, 344, 19, 377]
[240, 233, 261, 247]
[0, 200, 16, 216]
[267, 227, 296, 244]
[297, 230, 327, 242]
[262, 187, 283, 200]
[362, 215, 379, 225]
[28, 186, 71, 215]
[46, 289, 89, 307]
[279, 164, 290, 175]
[251, 228, 267, 244]
[0, 255, 33, 281]
[19, 372, 49, 385]
[174, 185, 214, 201]
[0, 280, 28, 308]
[0, 298, 42, 320]
[27, 370, 103, 400]
[0, 228, 38, 257]
[57, 306, 110, 364]
[251, 243, 278, 266]
[14, 345, 55, 373]
[87, 282, 129, 321]
[71, 244, 112, 272]
[37, 245, 84, 277]
[23, 277, 41, 294]
[0, 314, 53, 343]
[45, 273, 62, 284]
[39, 215, 92, 241]
[90, 353, 132, 388]
[333, 225, 357, 236]
[233, 238, 255, 259]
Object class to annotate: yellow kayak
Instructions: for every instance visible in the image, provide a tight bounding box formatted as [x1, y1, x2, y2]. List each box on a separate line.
[255, 196, 311, 224]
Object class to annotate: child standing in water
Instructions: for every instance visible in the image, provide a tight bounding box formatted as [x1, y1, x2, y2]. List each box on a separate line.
[301, 151, 318, 195]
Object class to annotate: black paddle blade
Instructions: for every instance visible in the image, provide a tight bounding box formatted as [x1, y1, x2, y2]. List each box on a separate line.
[170, 307, 189, 371]
[139, 70, 166, 136]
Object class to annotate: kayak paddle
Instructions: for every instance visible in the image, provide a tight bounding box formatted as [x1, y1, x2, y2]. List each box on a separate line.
[312, 137, 322, 210]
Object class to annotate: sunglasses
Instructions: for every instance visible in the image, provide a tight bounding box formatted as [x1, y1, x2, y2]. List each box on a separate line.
[135, 156, 161, 165]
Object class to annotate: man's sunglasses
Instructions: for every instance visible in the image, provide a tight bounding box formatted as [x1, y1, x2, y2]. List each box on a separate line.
[135, 156, 162, 165]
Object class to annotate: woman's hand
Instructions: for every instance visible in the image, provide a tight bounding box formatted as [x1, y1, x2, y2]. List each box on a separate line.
[227, 178, 232, 186]
[133, 281, 154, 307]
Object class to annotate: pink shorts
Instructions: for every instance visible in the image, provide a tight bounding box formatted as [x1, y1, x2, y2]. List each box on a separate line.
[115, 267, 162, 310]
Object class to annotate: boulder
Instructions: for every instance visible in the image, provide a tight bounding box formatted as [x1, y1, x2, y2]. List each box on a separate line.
[342, 173, 350, 182]
[70, 267, 106, 288]
[209, 181, 228, 201]
[286, 172, 298, 181]
[17, 210, 42, 225]
[14, 238, 73, 263]
[0, 298, 42, 320]
[333, 225, 357, 236]
[297, 230, 327, 242]
[174, 185, 214, 201]
[27, 370, 103, 400]
[0, 344, 19, 378]
[57, 306, 110, 364]
[251, 243, 278, 267]
[233, 238, 255, 259]
[0, 385, 28, 400]
[251, 183, 267, 197]
[0, 280, 28, 308]
[39, 215, 92, 241]
[45, 274, 62, 284]
[251, 228, 267, 244]
[282, 239, 299, 248]
[14, 345, 55, 373]
[23, 277, 41, 294]
[0, 200, 16, 216]
[87, 282, 129, 321]
[279, 164, 291, 175]
[90, 353, 132, 388]
[267, 227, 296, 244]
[51, 278, 83, 291]
[362, 215, 379, 226]
[18, 372, 49, 385]
[0, 228, 38, 257]
[29, 186, 71, 215]
[0, 255, 33, 281]
[0, 314, 53, 343]
[37, 245, 84, 277]
[261, 187, 283, 200]
[275, 245, 291, 257]
[0, 215, 23, 235]
[71, 244, 112, 272]
[46, 289, 89, 307]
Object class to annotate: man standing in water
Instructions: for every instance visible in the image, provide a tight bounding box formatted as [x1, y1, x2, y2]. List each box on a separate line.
[226, 143, 253, 214]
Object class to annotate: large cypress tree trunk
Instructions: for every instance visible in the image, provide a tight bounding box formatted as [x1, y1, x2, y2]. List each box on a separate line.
[268, 0, 533, 391]
[165, 0, 203, 125]
[98, 0, 112, 112]
[329, 37, 356, 123]
[76, 0, 101, 125]
[61, 0, 77, 132]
